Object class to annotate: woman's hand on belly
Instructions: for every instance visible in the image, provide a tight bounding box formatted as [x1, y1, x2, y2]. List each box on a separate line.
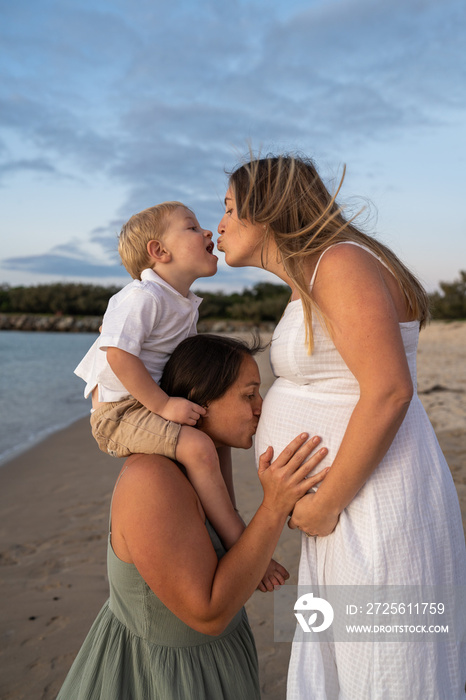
[288, 490, 339, 537]
[258, 436, 329, 517]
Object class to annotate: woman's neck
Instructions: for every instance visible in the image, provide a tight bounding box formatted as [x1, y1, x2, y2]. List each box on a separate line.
[263, 251, 317, 302]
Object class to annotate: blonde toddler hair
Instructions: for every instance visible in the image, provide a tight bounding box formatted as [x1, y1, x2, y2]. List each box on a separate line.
[118, 201, 187, 280]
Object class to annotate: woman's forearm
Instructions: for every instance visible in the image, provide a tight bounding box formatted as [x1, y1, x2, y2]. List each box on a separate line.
[178, 439, 329, 634]
[121, 439, 329, 636]
[196, 505, 288, 635]
[305, 389, 412, 522]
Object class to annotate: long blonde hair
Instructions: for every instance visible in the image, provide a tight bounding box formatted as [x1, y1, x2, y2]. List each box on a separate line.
[228, 154, 429, 352]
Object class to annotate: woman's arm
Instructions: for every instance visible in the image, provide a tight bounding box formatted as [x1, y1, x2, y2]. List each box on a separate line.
[111, 435, 328, 635]
[289, 244, 414, 537]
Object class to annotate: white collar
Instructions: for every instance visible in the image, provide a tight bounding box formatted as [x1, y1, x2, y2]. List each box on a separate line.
[140, 268, 202, 306]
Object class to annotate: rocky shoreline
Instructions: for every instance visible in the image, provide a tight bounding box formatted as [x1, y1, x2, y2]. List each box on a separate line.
[0, 313, 102, 333]
[0, 313, 275, 334]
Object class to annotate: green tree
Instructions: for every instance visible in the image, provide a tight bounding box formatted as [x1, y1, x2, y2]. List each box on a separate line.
[429, 271, 466, 320]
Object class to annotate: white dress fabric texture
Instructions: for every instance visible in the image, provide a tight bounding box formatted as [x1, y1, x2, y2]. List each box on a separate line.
[255, 245, 466, 699]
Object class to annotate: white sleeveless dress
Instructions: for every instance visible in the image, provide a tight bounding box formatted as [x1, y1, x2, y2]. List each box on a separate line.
[255, 243, 466, 699]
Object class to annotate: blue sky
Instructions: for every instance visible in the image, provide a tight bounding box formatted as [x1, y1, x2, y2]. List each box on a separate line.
[1, 0, 465, 294]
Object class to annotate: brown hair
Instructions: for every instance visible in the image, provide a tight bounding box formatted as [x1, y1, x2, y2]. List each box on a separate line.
[160, 333, 263, 407]
[229, 154, 429, 351]
[118, 201, 188, 280]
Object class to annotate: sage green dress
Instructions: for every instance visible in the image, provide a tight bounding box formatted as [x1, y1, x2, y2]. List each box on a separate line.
[57, 522, 260, 699]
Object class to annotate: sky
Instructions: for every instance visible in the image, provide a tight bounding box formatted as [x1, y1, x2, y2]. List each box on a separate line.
[1, 0, 465, 295]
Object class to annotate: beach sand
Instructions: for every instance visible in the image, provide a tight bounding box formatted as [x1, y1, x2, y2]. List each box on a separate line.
[0, 320, 465, 700]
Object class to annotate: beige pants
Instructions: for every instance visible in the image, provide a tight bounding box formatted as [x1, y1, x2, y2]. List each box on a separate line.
[90, 397, 181, 459]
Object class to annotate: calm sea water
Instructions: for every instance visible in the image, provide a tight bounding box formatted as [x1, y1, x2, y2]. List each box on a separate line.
[0, 330, 98, 465]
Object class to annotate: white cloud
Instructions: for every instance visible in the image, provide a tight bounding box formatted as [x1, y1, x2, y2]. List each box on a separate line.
[0, 0, 464, 290]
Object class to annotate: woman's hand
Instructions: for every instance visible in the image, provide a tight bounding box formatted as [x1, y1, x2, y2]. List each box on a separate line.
[288, 491, 339, 537]
[258, 434, 329, 518]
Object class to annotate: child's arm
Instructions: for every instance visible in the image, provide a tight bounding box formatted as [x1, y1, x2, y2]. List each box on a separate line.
[216, 446, 237, 507]
[107, 347, 205, 425]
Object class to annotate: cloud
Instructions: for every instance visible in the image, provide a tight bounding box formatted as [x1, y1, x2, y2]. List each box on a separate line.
[3, 0, 464, 187]
[0, 0, 464, 288]
[103, 0, 466, 212]
[0, 158, 57, 176]
[0, 157, 82, 185]
[272, 0, 466, 114]
[89, 221, 125, 256]
[1, 253, 126, 279]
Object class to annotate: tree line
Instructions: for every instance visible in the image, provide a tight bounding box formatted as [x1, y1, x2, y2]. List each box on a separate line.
[0, 281, 291, 324]
[0, 271, 465, 322]
[428, 271, 466, 320]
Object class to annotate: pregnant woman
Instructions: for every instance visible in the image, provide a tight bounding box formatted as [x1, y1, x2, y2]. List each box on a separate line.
[217, 153, 466, 699]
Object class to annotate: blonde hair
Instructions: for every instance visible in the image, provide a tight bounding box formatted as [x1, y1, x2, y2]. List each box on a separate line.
[229, 154, 429, 352]
[118, 201, 187, 279]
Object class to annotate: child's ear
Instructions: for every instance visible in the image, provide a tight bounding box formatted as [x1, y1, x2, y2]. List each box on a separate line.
[147, 239, 171, 264]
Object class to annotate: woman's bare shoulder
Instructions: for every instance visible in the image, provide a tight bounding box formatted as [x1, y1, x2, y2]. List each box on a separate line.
[317, 242, 379, 271]
[117, 453, 190, 488]
[111, 454, 204, 562]
[117, 454, 201, 515]
[315, 242, 410, 321]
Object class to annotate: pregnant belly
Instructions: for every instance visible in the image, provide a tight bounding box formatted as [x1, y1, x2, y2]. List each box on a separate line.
[255, 379, 357, 473]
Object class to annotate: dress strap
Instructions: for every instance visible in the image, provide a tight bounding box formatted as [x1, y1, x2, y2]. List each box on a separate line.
[309, 241, 393, 290]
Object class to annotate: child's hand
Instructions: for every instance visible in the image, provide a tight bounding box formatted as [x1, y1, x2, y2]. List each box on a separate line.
[159, 397, 206, 426]
[257, 558, 290, 592]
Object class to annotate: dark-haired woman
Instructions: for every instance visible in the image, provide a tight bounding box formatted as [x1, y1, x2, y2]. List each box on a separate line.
[57, 334, 329, 700]
[218, 154, 466, 699]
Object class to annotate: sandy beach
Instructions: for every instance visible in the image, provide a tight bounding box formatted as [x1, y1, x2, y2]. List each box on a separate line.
[0, 320, 465, 700]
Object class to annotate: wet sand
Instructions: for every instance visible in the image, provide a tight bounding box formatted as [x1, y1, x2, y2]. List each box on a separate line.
[0, 321, 465, 699]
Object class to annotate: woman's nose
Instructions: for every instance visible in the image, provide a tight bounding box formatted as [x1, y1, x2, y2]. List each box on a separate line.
[254, 395, 263, 414]
[217, 216, 225, 234]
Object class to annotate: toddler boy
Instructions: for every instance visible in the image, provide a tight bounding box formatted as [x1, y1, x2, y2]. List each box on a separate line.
[75, 202, 243, 547]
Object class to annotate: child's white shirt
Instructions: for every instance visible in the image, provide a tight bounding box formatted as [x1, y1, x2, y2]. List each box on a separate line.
[74, 269, 202, 402]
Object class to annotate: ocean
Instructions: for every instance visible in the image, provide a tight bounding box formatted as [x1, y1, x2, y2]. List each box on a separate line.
[0, 330, 98, 465]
